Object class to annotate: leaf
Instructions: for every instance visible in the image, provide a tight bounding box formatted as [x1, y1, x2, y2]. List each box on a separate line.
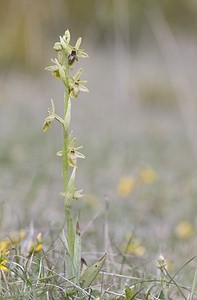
[80, 253, 107, 288]
[125, 285, 143, 300]
[189, 268, 197, 300]
[125, 285, 135, 299]
[60, 230, 75, 280]
[55, 58, 66, 82]
[73, 220, 81, 284]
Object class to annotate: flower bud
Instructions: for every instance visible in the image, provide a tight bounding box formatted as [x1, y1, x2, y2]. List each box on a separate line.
[53, 42, 62, 51]
[63, 29, 71, 44]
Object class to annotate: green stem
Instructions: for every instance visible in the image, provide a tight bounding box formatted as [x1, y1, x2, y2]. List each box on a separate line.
[62, 58, 75, 258]
[62, 60, 70, 196]
[62, 96, 69, 194]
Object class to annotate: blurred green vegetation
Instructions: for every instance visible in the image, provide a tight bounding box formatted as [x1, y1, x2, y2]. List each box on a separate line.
[1, 0, 197, 273]
[0, 0, 197, 68]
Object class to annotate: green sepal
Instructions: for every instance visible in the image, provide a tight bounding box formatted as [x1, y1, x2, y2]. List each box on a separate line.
[54, 59, 66, 83]
[73, 68, 83, 81]
[45, 64, 59, 72]
[74, 37, 89, 58]
[75, 37, 82, 50]
[53, 42, 62, 51]
[59, 36, 70, 54]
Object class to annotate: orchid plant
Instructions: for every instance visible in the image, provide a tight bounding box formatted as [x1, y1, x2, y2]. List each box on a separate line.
[43, 30, 106, 294]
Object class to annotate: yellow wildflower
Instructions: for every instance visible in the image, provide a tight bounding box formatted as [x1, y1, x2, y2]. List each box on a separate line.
[0, 240, 10, 251]
[175, 221, 195, 239]
[123, 232, 145, 257]
[0, 250, 9, 272]
[10, 231, 26, 245]
[29, 233, 43, 255]
[139, 167, 157, 184]
[127, 243, 145, 256]
[0, 231, 26, 252]
[117, 176, 135, 198]
[0, 258, 8, 272]
[29, 242, 43, 254]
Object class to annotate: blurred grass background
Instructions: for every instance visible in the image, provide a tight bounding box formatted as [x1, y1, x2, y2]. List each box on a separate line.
[1, 0, 197, 271]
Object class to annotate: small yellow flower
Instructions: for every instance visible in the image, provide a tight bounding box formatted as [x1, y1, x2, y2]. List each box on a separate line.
[0, 259, 8, 272]
[29, 242, 42, 255]
[117, 176, 135, 198]
[0, 240, 10, 251]
[0, 231, 26, 252]
[10, 231, 26, 245]
[0, 250, 9, 272]
[175, 221, 195, 239]
[28, 233, 43, 255]
[127, 243, 145, 257]
[139, 167, 157, 184]
[123, 233, 145, 257]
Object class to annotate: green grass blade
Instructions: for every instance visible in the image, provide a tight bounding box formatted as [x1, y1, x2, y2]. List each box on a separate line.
[73, 220, 81, 284]
[189, 268, 197, 300]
